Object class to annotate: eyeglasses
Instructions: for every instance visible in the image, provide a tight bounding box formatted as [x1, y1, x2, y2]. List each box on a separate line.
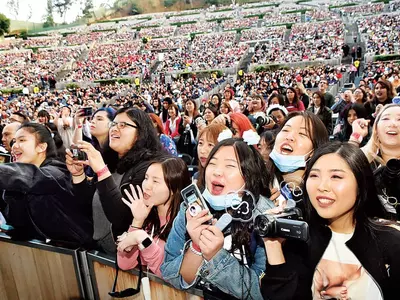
[109, 121, 138, 130]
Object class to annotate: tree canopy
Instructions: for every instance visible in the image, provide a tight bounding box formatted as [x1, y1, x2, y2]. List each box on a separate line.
[0, 13, 11, 37]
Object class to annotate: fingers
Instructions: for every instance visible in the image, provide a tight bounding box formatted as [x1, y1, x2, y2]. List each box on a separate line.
[205, 225, 223, 237]
[195, 213, 213, 225]
[129, 184, 139, 201]
[124, 186, 135, 203]
[136, 185, 143, 201]
[121, 197, 132, 208]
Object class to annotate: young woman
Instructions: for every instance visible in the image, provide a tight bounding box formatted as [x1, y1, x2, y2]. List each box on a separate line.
[210, 94, 222, 110]
[285, 87, 305, 113]
[353, 87, 368, 104]
[177, 99, 202, 157]
[151, 98, 162, 115]
[334, 103, 368, 144]
[161, 138, 275, 299]
[203, 105, 218, 125]
[266, 104, 288, 128]
[54, 105, 74, 149]
[67, 108, 163, 253]
[219, 102, 232, 115]
[37, 110, 51, 124]
[165, 103, 181, 143]
[195, 123, 227, 183]
[0, 123, 93, 246]
[268, 93, 285, 107]
[149, 113, 177, 156]
[267, 111, 329, 205]
[73, 107, 119, 176]
[358, 104, 400, 219]
[261, 142, 399, 300]
[117, 156, 191, 276]
[307, 91, 333, 135]
[365, 79, 395, 122]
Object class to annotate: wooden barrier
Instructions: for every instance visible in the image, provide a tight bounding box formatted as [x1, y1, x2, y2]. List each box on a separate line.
[86, 251, 204, 300]
[0, 234, 83, 300]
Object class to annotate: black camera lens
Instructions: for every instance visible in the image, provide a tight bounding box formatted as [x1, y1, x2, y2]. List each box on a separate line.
[254, 215, 273, 237]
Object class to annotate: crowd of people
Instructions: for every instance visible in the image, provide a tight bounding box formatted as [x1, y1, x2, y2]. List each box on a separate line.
[358, 14, 400, 55]
[1, 2, 400, 297]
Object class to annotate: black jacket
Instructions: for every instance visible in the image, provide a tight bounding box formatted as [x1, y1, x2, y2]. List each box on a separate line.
[261, 222, 400, 300]
[307, 106, 333, 135]
[74, 158, 156, 240]
[0, 159, 93, 247]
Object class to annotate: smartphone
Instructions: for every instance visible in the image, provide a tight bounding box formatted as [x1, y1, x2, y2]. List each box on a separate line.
[70, 145, 88, 161]
[0, 153, 11, 164]
[80, 107, 93, 117]
[181, 183, 212, 223]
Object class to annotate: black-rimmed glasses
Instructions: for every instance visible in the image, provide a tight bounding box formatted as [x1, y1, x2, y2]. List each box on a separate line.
[109, 121, 138, 130]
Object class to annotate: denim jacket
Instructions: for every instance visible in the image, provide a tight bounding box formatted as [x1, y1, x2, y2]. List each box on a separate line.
[161, 196, 274, 299]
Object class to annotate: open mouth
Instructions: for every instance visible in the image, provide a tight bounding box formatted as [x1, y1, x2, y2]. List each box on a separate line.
[143, 192, 151, 200]
[13, 152, 22, 160]
[211, 181, 225, 195]
[280, 143, 293, 155]
[386, 131, 398, 136]
[316, 196, 335, 208]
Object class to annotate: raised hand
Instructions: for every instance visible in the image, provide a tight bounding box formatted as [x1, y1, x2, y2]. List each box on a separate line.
[122, 184, 154, 229]
[185, 209, 212, 246]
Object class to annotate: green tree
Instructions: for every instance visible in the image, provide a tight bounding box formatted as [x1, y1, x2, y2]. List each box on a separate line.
[0, 13, 11, 36]
[82, 0, 94, 19]
[43, 0, 56, 27]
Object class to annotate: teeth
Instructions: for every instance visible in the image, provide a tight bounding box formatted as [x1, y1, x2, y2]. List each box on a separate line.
[318, 198, 334, 204]
[387, 131, 397, 134]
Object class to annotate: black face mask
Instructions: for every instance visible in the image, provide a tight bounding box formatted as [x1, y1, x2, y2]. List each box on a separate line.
[108, 255, 142, 298]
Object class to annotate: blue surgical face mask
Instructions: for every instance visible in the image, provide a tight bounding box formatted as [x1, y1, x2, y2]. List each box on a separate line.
[202, 184, 245, 211]
[269, 148, 312, 173]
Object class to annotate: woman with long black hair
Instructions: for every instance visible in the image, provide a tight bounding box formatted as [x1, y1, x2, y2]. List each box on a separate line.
[261, 142, 399, 300]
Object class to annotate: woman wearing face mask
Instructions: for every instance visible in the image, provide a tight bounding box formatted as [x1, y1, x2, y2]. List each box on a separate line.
[267, 111, 329, 206]
[117, 156, 191, 276]
[0, 123, 93, 246]
[66, 108, 163, 253]
[261, 142, 398, 300]
[161, 138, 274, 299]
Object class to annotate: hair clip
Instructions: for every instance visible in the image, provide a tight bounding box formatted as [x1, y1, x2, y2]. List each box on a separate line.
[242, 130, 260, 146]
[217, 129, 233, 142]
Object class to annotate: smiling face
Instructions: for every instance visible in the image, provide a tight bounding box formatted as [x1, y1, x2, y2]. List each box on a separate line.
[347, 109, 358, 126]
[374, 83, 388, 102]
[168, 106, 177, 118]
[273, 116, 313, 156]
[142, 163, 170, 207]
[197, 134, 215, 167]
[109, 112, 138, 157]
[205, 146, 245, 196]
[90, 111, 110, 138]
[376, 106, 400, 149]
[12, 128, 46, 165]
[211, 95, 219, 106]
[251, 97, 263, 112]
[312, 94, 322, 107]
[203, 108, 215, 123]
[306, 153, 357, 226]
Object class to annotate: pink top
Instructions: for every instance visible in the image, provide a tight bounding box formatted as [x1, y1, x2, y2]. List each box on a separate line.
[285, 100, 305, 112]
[117, 217, 168, 277]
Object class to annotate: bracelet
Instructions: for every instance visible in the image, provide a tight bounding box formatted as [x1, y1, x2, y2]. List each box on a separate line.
[72, 172, 85, 177]
[130, 225, 142, 230]
[77, 125, 83, 129]
[96, 165, 109, 177]
[189, 241, 202, 256]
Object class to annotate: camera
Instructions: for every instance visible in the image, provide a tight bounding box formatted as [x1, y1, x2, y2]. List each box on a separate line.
[254, 207, 309, 241]
[70, 145, 87, 161]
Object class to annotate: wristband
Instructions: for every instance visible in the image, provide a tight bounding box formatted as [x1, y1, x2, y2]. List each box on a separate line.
[77, 125, 83, 129]
[350, 132, 363, 144]
[190, 241, 202, 256]
[130, 225, 142, 230]
[96, 165, 109, 177]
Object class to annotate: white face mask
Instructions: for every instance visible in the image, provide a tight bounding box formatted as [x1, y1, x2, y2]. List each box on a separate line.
[202, 183, 245, 211]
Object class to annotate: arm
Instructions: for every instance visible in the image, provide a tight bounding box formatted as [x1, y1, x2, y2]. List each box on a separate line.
[0, 163, 70, 194]
[161, 204, 203, 289]
[261, 239, 310, 300]
[298, 101, 305, 112]
[325, 109, 333, 135]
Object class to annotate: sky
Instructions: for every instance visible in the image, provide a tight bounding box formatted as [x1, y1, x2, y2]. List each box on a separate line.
[0, 0, 114, 23]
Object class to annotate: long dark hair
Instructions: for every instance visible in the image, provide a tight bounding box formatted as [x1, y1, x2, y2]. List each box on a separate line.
[312, 91, 326, 111]
[342, 103, 367, 141]
[198, 138, 271, 261]
[266, 111, 329, 186]
[142, 156, 191, 240]
[19, 123, 57, 160]
[115, 108, 162, 173]
[91, 107, 118, 173]
[285, 87, 300, 107]
[303, 142, 388, 227]
[45, 122, 66, 162]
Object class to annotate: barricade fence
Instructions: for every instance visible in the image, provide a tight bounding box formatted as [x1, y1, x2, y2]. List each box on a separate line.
[0, 233, 204, 300]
